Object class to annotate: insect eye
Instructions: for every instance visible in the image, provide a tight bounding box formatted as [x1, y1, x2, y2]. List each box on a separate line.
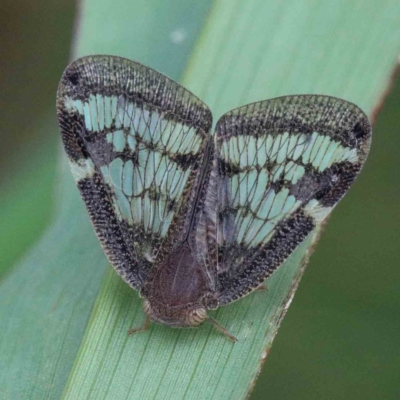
[188, 307, 207, 325]
[143, 300, 152, 315]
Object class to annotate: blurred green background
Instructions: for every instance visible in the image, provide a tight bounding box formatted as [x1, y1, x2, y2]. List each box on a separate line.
[1, 1, 399, 399]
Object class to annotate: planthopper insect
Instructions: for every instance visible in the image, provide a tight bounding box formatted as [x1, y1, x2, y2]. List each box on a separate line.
[57, 55, 371, 341]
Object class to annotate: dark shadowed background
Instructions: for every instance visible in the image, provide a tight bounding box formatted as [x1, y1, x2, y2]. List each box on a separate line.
[1, 1, 399, 399]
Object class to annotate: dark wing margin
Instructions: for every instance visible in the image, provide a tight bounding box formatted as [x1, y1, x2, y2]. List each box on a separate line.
[203, 95, 371, 305]
[57, 55, 212, 289]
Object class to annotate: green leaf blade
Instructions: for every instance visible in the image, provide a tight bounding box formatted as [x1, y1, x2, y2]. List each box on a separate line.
[1, 0, 400, 399]
[62, 0, 400, 398]
[0, 1, 212, 399]
[63, 234, 317, 400]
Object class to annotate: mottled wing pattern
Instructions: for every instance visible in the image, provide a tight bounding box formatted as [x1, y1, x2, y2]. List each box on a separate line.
[57, 55, 212, 289]
[204, 95, 371, 305]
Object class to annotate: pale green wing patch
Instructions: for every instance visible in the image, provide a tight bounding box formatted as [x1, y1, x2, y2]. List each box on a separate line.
[57, 55, 212, 287]
[204, 95, 371, 304]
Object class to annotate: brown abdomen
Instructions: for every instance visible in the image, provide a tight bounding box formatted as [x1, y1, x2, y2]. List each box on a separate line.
[149, 243, 209, 307]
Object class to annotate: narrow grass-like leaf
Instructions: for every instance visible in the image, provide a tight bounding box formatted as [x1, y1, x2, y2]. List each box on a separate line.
[1, 0, 399, 399]
[62, 1, 400, 399]
[0, 1, 212, 399]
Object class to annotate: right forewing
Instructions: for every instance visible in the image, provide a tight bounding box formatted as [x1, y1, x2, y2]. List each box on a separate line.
[204, 95, 371, 305]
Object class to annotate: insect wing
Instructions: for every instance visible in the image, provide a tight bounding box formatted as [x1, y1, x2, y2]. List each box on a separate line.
[205, 95, 371, 304]
[57, 55, 212, 289]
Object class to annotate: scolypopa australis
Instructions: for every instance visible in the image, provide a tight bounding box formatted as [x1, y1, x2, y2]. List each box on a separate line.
[57, 55, 371, 341]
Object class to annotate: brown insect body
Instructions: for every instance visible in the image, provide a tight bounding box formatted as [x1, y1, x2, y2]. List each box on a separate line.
[57, 56, 371, 342]
[141, 242, 212, 328]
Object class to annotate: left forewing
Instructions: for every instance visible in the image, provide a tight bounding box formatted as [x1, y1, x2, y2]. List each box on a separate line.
[57, 55, 212, 289]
